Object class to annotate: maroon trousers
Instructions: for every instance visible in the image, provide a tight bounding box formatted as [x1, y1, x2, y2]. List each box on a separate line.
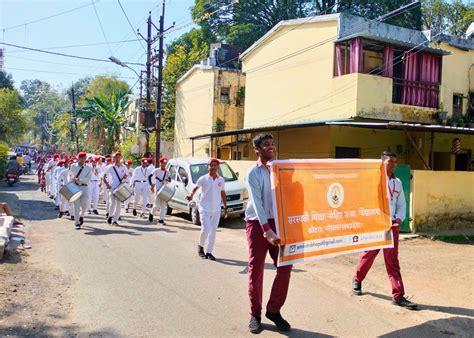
[246, 219, 292, 317]
[354, 228, 405, 300]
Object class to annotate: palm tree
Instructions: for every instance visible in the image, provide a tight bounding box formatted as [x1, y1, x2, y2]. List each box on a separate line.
[75, 90, 130, 154]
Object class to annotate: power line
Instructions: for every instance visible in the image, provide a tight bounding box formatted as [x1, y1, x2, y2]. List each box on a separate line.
[0, 41, 144, 66]
[4, 66, 136, 79]
[3, 39, 142, 53]
[91, 0, 114, 56]
[2, 1, 97, 31]
[117, 0, 147, 52]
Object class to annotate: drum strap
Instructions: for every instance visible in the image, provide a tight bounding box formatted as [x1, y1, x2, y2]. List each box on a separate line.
[75, 166, 84, 182]
[156, 170, 167, 183]
[112, 166, 123, 184]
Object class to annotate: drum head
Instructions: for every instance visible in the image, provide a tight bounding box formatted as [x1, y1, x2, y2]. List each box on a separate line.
[69, 191, 83, 202]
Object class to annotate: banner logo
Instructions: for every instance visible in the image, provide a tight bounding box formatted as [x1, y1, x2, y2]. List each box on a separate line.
[327, 182, 344, 208]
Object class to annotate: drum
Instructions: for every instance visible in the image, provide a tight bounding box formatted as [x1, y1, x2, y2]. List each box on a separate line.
[59, 182, 83, 202]
[157, 183, 176, 202]
[113, 183, 133, 202]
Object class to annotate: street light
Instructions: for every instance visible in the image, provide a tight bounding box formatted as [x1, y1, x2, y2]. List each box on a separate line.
[109, 56, 141, 78]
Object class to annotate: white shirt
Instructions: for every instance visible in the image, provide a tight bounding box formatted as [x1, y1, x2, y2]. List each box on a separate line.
[388, 175, 406, 222]
[245, 161, 274, 231]
[69, 163, 92, 185]
[106, 164, 128, 189]
[151, 168, 170, 190]
[58, 167, 69, 186]
[53, 166, 65, 182]
[196, 174, 225, 213]
[90, 164, 100, 181]
[132, 166, 151, 182]
[125, 167, 133, 183]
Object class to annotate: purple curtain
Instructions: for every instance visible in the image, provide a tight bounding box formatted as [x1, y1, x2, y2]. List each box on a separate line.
[335, 45, 344, 76]
[382, 46, 394, 77]
[420, 54, 441, 108]
[350, 38, 363, 73]
[401, 52, 419, 105]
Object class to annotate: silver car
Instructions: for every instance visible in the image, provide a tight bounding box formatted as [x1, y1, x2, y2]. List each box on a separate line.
[166, 158, 248, 225]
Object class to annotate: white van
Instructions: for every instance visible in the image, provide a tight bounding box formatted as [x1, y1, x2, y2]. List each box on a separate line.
[166, 158, 248, 225]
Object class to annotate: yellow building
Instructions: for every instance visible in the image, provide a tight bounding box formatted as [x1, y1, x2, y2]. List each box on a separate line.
[174, 44, 245, 159]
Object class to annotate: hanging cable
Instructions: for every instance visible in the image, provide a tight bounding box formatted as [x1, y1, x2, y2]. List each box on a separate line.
[91, 0, 114, 56]
[117, 0, 147, 52]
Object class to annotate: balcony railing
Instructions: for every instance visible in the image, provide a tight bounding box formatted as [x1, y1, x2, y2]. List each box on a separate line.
[392, 78, 440, 109]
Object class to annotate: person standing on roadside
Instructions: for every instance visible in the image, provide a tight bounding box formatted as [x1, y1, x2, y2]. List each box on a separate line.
[352, 151, 417, 310]
[245, 134, 292, 334]
[103, 152, 128, 226]
[186, 158, 228, 261]
[69, 152, 92, 230]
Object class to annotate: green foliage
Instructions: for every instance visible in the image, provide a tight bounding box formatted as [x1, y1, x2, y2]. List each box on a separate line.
[0, 141, 9, 179]
[421, 0, 473, 37]
[0, 71, 14, 90]
[119, 131, 143, 167]
[0, 88, 32, 145]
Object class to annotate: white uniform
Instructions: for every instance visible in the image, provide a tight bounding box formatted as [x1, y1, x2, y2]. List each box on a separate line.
[69, 163, 92, 226]
[53, 165, 64, 207]
[57, 166, 70, 213]
[124, 166, 134, 211]
[99, 162, 110, 204]
[106, 164, 128, 223]
[131, 165, 151, 214]
[101, 164, 112, 215]
[147, 163, 155, 206]
[196, 174, 225, 254]
[88, 163, 100, 212]
[46, 159, 57, 195]
[150, 168, 170, 222]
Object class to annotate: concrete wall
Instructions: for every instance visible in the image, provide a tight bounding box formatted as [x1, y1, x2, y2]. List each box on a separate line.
[411, 170, 474, 232]
[174, 68, 215, 158]
[437, 42, 474, 118]
[227, 160, 255, 182]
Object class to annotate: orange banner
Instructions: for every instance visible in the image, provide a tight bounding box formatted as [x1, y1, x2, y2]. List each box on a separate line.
[271, 159, 393, 266]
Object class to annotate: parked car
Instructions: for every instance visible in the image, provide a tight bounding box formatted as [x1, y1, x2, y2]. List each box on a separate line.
[166, 158, 248, 225]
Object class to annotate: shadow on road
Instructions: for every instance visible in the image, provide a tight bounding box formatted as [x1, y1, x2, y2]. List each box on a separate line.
[365, 292, 474, 317]
[380, 317, 474, 337]
[81, 225, 141, 237]
[262, 323, 332, 337]
[216, 258, 306, 274]
[120, 223, 177, 233]
[0, 322, 119, 337]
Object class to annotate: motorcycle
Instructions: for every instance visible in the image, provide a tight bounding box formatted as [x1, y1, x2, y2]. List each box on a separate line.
[5, 171, 19, 186]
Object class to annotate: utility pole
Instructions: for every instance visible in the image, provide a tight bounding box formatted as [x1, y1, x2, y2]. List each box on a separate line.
[71, 86, 79, 154]
[155, 0, 166, 165]
[145, 12, 152, 153]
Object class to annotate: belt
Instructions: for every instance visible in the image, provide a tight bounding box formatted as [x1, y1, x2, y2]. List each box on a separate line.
[76, 184, 88, 186]
[135, 180, 147, 183]
[90, 180, 99, 182]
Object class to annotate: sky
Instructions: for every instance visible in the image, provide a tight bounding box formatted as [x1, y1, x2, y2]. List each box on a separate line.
[0, 0, 196, 93]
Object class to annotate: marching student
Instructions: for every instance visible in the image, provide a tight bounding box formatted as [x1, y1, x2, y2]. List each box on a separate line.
[46, 154, 59, 198]
[53, 160, 65, 210]
[56, 160, 69, 218]
[352, 151, 417, 310]
[87, 157, 101, 215]
[66, 157, 76, 220]
[103, 152, 128, 226]
[124, 160, 134, 213]
[245, 134, 292, 334]
[186, 158, 228, 261]
[100, 157, 113, 218]
[69, 152, 92, 230]
[146, 157, 155, 208]
[131, 158, 151, 217]
[149, 157, 171, 224]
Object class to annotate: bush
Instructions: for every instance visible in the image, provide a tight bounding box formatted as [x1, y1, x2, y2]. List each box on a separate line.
[0, 141, 9, 179]
[119, 131, 143, 167]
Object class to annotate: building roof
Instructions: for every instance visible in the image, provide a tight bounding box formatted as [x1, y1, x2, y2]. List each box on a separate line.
[189, 119, 474, 140]
[240, 12, 454, 61]
[176, 64, 242, 86]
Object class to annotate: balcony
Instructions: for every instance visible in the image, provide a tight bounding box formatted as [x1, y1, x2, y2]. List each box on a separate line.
[392, 78, 440, 109]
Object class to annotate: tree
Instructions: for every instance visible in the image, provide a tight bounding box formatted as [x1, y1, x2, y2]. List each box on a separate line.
[0, 71, 14, 90]
[162, 28, 213, 141]
[0, 89, 32, 145]
[75, 90, 130, 154]
[421, 0, 473, 37]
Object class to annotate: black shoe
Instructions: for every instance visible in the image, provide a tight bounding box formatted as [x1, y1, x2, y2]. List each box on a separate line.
[265, 312, 291, 331]
[248, 316, 262, 334]
[75, 224, 81, 230]
[71, 216, 75, 221]
[158, 220, 166, 225]
[112, 221, 119, 226]
[87, 210, 92, 214]
[132, 209, 137, 216]
[198, 245, 206, 258]
[79, 217, 84, 225]
[93, 210, 99, 215]
[105, 212, 109, 218]
[125, 208, 129, 213]
[119, 217, 122, 221]
[58, 211, 63, 218]
[65, 211, 70, 216]
[107, 217, 112, 224]
[352, 280, 362, 295]
[206, 253, 216, 261]
[146, 204, 153, 208]
[392, 297, 418, 310]
[149, 214, 154, 222]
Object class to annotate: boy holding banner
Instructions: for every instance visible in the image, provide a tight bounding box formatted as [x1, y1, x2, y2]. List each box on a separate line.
[352, 151, 417, 310]
[245, 134, 292, 334]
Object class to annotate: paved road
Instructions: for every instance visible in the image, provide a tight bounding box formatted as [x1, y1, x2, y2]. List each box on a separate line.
[1, 175, 473, 336]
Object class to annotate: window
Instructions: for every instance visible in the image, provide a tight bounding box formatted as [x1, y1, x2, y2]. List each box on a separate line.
[335, 147, 361, 158]
[453, 94, 463, 118]
[177, 167, 188, 183]
[168, 165, 177, 179]
[220, 87, 230, 104]
[190, 163, 238, 183]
